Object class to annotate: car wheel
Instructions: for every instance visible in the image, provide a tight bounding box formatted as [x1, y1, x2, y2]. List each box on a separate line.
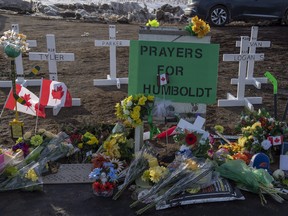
[208, 5, 229, 26]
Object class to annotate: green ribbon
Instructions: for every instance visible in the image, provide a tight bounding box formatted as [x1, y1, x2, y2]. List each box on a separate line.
[264, 71, 278, 94]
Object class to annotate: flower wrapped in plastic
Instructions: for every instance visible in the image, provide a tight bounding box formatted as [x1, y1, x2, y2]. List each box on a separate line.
[0, 161, 43, 192]
[112, 142, 155, 200]
[130, 155, 212, 208]
[216, 159, 285, 205]
[0, 148, 24, 175]
[134, 158, 214, 214]
[18, 132, 74, 174]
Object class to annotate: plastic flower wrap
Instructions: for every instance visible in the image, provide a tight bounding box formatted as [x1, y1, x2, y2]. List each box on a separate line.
[185, 16, 210, 38]
[115, 94, 155, 128]
[0, 29, 29, 58]
[0, 149, 24, 174]
[141, 154, 167, 184]
[112, 143, 156, 200]
[0, 161, 43, 191]
[134, 158, 214, 214]
[216, 159, 285, 205]
[18, 132, 74, 174]
[89, 161, 118, 197]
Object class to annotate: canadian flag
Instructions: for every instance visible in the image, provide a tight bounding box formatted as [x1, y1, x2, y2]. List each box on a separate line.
[268, 136, 283, 146]
[5, 84, 46, 118]
[157, 73, 169, 86]
[40, 79, 72, 107]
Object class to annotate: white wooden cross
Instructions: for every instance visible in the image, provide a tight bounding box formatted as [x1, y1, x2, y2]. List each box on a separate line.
[231, 26, 271, 89]
[29, 34, 81, 115]
[0, 24, 38, 88]
[218, 36, 264, 111]
[94, 25, 130, 89]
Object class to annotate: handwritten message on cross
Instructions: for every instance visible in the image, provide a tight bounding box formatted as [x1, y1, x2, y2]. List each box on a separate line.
[231, 26, 271, 88]
[218, 36, 264, 111]
[29, 34, 75, 81]
[94, 25, 130, 89]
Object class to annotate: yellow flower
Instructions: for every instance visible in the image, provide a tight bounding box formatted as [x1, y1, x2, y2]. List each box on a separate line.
[78, 143, 83, 149]
[25, 169, 38, 182]
[238, 136, 247, 147]
[251, 121, 262, 130]
[138, 96, 147, 106]
[148, 157, 158, 168]
[214, 125, 224, 134]
[104, 141, 121, 158]
[87, 136, 99, 145]
[185, 159, 198, 171]
[149, 166, 167, 183]
[141, 170, 151, 182]
[147, 95, 154, 101]
[146, 19, 159, 27]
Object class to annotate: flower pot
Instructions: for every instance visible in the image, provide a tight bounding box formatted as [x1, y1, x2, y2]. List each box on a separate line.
[4, 44, 21, 58]
[93, 188, 114, 197]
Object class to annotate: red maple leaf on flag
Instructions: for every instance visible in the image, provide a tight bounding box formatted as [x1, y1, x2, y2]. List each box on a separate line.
[34, 103, 46, 118]
[22, 94, 32, 108]
[52, 85, 64, 100]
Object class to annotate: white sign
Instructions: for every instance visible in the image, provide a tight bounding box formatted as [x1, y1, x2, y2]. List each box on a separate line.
[29, 34, 75, 81]
[94, 25, 130, 89]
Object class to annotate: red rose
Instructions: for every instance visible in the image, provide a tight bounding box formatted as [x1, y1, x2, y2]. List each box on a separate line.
[185, 133, 197, 145]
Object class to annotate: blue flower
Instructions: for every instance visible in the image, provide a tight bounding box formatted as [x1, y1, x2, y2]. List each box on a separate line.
[103, 162, 114, 169]
[88, 168, 102, 180]
[108, 168, 118, 182]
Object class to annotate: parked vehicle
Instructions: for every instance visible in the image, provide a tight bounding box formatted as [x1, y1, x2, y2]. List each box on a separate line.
[184, 0, 288, 26]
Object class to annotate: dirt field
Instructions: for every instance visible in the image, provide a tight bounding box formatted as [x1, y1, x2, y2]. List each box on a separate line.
[0, 12, 288, 145]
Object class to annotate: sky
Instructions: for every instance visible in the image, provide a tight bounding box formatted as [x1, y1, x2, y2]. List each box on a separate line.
[39, 0, 189, 12]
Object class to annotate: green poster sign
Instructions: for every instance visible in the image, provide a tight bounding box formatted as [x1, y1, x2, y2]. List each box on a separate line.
[128, 40, 219, 104]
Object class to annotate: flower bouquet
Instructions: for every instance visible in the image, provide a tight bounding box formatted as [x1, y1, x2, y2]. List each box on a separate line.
[0, 161, 43, 192]
[0, 29, 29, 58]
[115, 94, 155, 128]
[89, 161, 118, 197]
[112, 143, 155, 200]
[17, 132, 74, 174]
[235, 108, 288, 162]
[174, 127, 212, 159]
[134, 158, 214, 214]
[185, 16, 210, 38]
[101, 133, 134, 163]
[216, 159, 285, 205]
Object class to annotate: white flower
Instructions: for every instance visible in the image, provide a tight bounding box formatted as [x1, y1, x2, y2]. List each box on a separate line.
[124, 109, 130, 115]
[110, 158, 124, 173]
[127, 117, 132, 123]
[272, 169, 285, 180]
[126, 101, 132, 107]
[261, 140, 272, 150]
